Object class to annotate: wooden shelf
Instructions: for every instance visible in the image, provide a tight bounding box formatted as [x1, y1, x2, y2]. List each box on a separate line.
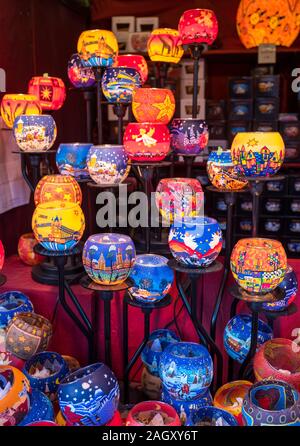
[201, 47, 300, 58]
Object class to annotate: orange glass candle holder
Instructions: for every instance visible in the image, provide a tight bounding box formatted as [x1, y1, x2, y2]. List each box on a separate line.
[34, 174, 82, 206]
[115, 54, 148, 84]
[213, 380, 253, 425]
[0, 94, 41, 129]
[178, 9, 219, 45]
[18, 233, 46, 266]
[77, 29, 118, 67]
[28, 74, 66, 111]
[147, 28, 184, 63]
[0, 366, 30, 426]
[132, 88, 175, 124]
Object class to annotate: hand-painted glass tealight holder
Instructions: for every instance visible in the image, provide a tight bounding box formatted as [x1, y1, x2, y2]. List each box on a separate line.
[262, 265, 298, 312]
[102, 67, 141, 103]
[23, 351, 69, 400]
[87, 145, 130, 185]
[230, 238, 287, 295]
[56, 143, 92, 179]
[223, 314, 273, 363]
[170, 119, 209, 155]
[0, 94, 42, 129]
[156, 178, 204, 224]
[147, 28, 184, 63]
[82, 233, 136, 285]
[126, 401, 181, 426]
[207, 149, 248, 190]
[231, 132, 285, 177]
[32, 201, 85, 252]
[213, 380, 253, 425]
[186, 406, 238, 427]
[178, 9, 219, 45]
[242, 380, 300, 426]
[18, 390, 54, 426]
[168, 216, 223, 268]
[0, 291, 34, 329]
[58, 362, 120, 426]
[254, 338, 300, 392]
[68, 53, 96, 88]
[159, 342, 213, 400]
[0, 365, 31, 426]
[13, 114, 57, 152]
[123, 122, 170, 162]
[129, 254, 174, 303]
[34, 174, 82, 206]
[115, 54, 148, 84]
[18, 233, 46, 266]
[77, 29, 118, 68]
[28, 75, 66, 111]
[132, 88, 175, 124]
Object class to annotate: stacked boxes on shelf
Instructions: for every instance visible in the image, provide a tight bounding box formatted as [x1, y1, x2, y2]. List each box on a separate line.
[227, 77, 253, 142]
[279, 114, 300, 162]
[112, 16, 158, 53]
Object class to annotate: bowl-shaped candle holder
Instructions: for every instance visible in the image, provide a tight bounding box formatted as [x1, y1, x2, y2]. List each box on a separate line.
[18, 233, 46, 266]
[67, 53, 96, 88]
[207, 149, 248, 190]
[242, 380, 300, 426]
[58, 362, 120, 426]
[230, 238, 287, 294]
[13, 114, 57, 152]
[159, 342, 213, 400]
[213, 380, 253, 424]
[115, 54, 148, 84]
[147, 28, 184, 63]
[231, 132, 285, 177]
[0, 365, 30, 426]
[168, 216, 223, 268]
[87, 145, 130, 184]
[0, 291, 34, 329]
[82, 233, 136, 285]
[102, 67, 141, 103]
[34, 174, 82, 206]
[132, 88, 175, 124]
[262, 265, 298, 311]
[77, 29, 118, 68]
[32, 201, 85, 252]
[186, 406, 238, 427]
[178, 9, 219, 45]
[141, 329, 180, 376]
[170, 118, 209, 155]
[126, 401, 181, 426]
[18, 390, 55, 426]
[0, 94, 42, 129]
[28, 75, 66, 111]
[56, 143, 92, 179]
[224, 314, 273, 363]
[129, 254, 174, 303]
[123, 122, 170, 162]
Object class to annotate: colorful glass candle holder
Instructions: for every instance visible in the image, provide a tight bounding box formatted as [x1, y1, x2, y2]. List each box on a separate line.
[159, 342, 213, 400]
[28, 75, 66, 111]
[224, 314, 273, 363]
[13, 114, 57, 152]
[178, 9, 219, 45]
[0, 291, 34, 329]
[0, 240, 4, 271]
[207, 148, 248, 190]
[58, 362, 120, 426]
[141, 329, 180, 377]
[186, 406, 238, 427]
[132, 88, 175, 124]
[242, 379, 300, 426]
[0, 365, 30, 426]
[34, 175, 82, 206]
[77, 29, 118, 67]
[18, 233, 46, 266]
[123, 122, 170, 162]
[156, 178, 204, 224]
[231, 132, 285, 177]
[67, 53, 96, 88]
[129, 254, 174, 303]
[262, 265, 298, 312]
[87, 145, 130, 184]
[18, 390, 54, 426]
[56, 143, 92, 179]
[115, 54, 148, 85]
[230, 238, 287, 294]
[126, 401, 181, 426]
[32, 201, 85, 252]
[0, 94, 42, 129]
[102, 67, 141, 103]
[82, 233, 136, 285]
[254, 338, 300, 392]
[147, 28, 184, 63]
[168, 216, 223, 268]
[213, 380, 253, 425]
[170, 118, 209, 155]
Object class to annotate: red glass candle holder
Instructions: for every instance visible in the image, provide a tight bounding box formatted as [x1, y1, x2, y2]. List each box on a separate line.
[178, 9, 219, 46]
[0, 240, 4, 271]
[28, 74, 66, 111]
[126, 401, 181, 426]
[115, 54, 148, 85]
[132, 88, 175, 124]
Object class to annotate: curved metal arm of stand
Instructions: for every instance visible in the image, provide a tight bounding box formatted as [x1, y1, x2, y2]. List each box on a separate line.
[238, 310, 259, 379]
[64, 280, 93, 332]
[20, 153, 35, 193]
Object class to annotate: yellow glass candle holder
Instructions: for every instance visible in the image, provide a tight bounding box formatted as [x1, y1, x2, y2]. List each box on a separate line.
[77, 29, 118, 67]
[0, 94, 41, 129]
[147, 28, 184, 63]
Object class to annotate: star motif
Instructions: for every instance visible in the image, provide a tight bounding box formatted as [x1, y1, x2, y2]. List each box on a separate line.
[45, 192, 52, 199]
[153, 95, 175, 121]
[41, 86, 52, 101]
[55, 187, 64, 193]
[247, 138, 258, 147]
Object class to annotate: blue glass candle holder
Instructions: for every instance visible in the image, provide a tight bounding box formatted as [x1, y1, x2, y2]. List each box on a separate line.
[262, 265, 298, 312]
[56, 143, 93, 179]
[186, 406, 238, 426]
[86, 145, 130, 185]
[101, 67, 141, 103]
[68, 53, 96, 89]
[141, 329, 180, 376]
[18, 390, 54, 426]
[0, 291, 34, 329]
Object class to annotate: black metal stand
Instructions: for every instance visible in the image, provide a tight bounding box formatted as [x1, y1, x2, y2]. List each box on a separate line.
[181, 154, 197, 178]
[83, 89, 94, 143]
[189, 44, 203, 118]
[112, 103, 128, 144]
[123, 292, 172, 403]
[154, 62, 169, 88]
[0, 274, 7, 287]
[94, 67, 103, 145]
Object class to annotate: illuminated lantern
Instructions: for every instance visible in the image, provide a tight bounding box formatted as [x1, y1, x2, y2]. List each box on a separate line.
[115, 54, 148, 84]
[13, 114, 57, 152]
[230, 238, 287, 294]
[155, 178, 204, 223]
[132, 88, 175, 124]
[147, 28, 184, 63]
[262, 265, 298, 312]
[170, 118, 209, 155]
[0, 94, 41, 129]
[82, 233, 136, 285]
[67, 53, 96, 88]
[34, 174, 82, 206]
[101, 67, 141, 103]
[28, 74, 66, 111]
[0, 240, 4, 271]
[224, 314, 273, 363]
[213, 380, 253, 425]
[56, 143, 92, 179]
[126, 401, 181, 426]
[32, 201, 85, 252]
[0, 366, 30, 426]
[254, 338, 300, 391]
[178, 9, 219, 45]
[231, 132, 285, 177]
[0, 291, 33, 329]
[168, 217, 223, 268]
[236, 0, 300, 48]
[18, 233, 46, 266]
[77, 29, 118, 68]
[87, 145, 130, 185]
[123, 122, 170, 162]
[6, 312, 52, 360]
[207, 148, 248, 190]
